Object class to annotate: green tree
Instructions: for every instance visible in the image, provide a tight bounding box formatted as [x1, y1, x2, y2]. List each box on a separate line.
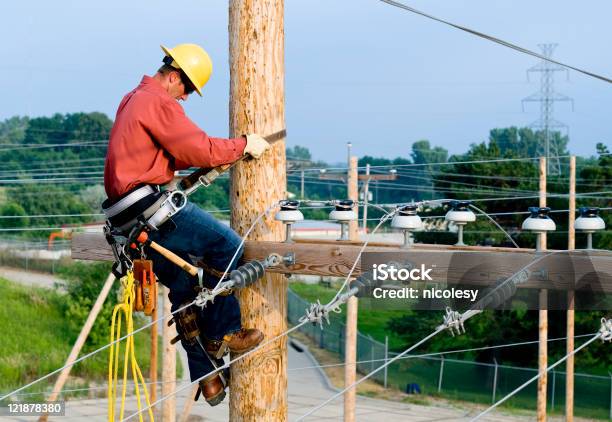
[578, 143, 611, 189]
[0, 202, 28, 229]
[286, 145, 312, 161]
[0, 116, 29, 145]
[410, 140, 448, 165]
[489, 127, 569, 160]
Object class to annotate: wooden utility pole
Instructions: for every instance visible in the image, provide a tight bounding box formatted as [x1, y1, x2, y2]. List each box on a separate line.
[228, 1, 287, 420]
[348, 157, 358, 240]
[161, 288, 176, 422]
[150, 304, 158, 405]
[359, 165, 396, 231]
[39, 273, 115, 422]
[362, 164, 370, 231]
[344, 156, 359, 422]
[300, 169, 305, 198]
[537, 156, 548, 422]
[566, 155, 576, 421]
[179, 385, 199, 422]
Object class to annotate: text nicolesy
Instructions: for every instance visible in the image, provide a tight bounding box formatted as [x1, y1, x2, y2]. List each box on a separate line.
[372, 263, 433, 281]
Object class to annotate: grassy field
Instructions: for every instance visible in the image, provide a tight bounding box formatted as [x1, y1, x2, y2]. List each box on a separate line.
[0, 276, 177, 401]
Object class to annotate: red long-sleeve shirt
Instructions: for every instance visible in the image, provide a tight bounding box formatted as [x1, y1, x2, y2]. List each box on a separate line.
[104, 75, 246, 201]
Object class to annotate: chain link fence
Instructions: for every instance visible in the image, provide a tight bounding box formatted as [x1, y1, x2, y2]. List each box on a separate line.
[288, 288, 612, 420]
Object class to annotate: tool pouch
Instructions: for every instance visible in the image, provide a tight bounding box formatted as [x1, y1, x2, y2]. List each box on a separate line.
[133, 259, 156, 315]
[169, 303, 200, 345]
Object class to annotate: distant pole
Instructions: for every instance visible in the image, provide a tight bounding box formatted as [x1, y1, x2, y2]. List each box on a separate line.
[150, 302, 158, 406]
[492, 358, 498, 403]
[609, 372, 612, 421]
[437, 356, 444, 393]
[179, 385, 199, 422]
[551, 370, 556, 410]
[347, 142, 352, 169]
[39, 273, 116, 422]
[383, 336, 389, 389]
[539, 157, 547, 250]
[537, 156, 548, 422]
[362, 164, 371, 232]
[300, 169, 305, 199]
[348, 157, 358, 240]
[566, 155, 576, 421]
[344, 155, 359, 422]
[161, 288, 176, 422]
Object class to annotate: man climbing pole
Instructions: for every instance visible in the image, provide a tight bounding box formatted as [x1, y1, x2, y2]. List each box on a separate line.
[103, 43, 270, 406]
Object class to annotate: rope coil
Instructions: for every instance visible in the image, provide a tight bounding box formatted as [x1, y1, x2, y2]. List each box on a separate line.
[108, 270, 154, 422]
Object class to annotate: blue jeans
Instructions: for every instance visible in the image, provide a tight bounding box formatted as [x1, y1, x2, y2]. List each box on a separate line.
[147, 202, 242, 381]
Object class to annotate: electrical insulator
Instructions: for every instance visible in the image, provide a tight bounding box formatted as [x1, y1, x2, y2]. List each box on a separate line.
[391, 204, 422, 248]
[329, 200, 357, 241]
[444, 200, 476, 246]
[275, 200, 304, 243]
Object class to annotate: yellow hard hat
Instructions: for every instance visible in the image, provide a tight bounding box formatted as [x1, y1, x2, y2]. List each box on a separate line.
[161, 43, 213, 96]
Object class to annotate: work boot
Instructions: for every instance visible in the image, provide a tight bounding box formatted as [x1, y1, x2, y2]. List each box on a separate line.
[206, 328, 264, 358]
[196, 374, 226, 406]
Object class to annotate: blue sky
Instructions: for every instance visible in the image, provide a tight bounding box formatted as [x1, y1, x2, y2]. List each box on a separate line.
[1, 0, 611, 161]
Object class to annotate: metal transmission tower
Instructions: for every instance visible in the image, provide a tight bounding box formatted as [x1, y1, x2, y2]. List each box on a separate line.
[522, 43, 574, 175]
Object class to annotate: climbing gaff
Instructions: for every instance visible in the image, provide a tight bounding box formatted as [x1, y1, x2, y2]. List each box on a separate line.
[168, 304, 229, 391]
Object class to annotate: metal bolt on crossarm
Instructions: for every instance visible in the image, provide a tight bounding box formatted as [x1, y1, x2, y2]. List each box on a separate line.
[329, 200, 358, 241]
[274, 200, 304, 243]
[522, 207, 556, 251]
[445, 200, 476, 246]
[575, 207, 605, 250]
[391, 203, 423, 248]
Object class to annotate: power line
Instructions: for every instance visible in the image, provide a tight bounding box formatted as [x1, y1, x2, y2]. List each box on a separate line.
[0, 141, 107, 151]
[470, 333, 604, 420]
[389, 167, 609, 188]
[296, 327, 445, 420]
[377, 0, 612, 84]
[288, 153, 612, 174]
[0, 213, 104, 219]
[370, 171, 541, 194]
[294, 172, 534, 194]
[0, 177, 104, 184]
[419, 207, 612, 220]
[0, 157, 105, 169]
[290, 176, 537, 197]
[0, 164, 105, 176]
[287, 332, 597, 373]
[0, 171, 104, 181]
[290, 177, 612, 201]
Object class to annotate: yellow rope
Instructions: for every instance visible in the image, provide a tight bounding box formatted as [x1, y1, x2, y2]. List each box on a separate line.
[108, 270, 155, 422]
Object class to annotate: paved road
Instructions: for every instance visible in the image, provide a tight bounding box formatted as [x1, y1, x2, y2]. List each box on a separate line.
[0, 266, 65, 290]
